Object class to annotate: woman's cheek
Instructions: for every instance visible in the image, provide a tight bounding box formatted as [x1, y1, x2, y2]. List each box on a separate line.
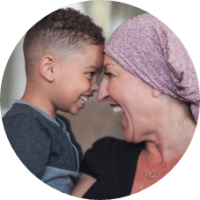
[109, 83, 120, 98]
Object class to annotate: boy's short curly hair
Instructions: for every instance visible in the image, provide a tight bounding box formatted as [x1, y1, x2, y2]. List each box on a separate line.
[23, 8, 105, 76]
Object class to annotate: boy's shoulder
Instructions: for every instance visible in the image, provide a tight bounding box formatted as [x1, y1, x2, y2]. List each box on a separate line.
[3, 102, 43, 120]
[2, 102, 71, 132]
[2, 103, 45, 134]
[3, 102, 56, 132]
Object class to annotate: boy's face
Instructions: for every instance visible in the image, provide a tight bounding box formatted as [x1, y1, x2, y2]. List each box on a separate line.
[53, 44, 104, 115]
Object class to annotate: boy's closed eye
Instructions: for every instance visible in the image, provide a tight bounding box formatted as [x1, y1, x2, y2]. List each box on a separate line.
[87, 72, 95, 77]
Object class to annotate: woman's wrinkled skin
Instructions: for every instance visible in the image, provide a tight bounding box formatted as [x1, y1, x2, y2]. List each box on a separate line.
[71, 54, 196, 196]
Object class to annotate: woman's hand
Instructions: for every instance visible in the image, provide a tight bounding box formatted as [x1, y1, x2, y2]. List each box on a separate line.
[71, 173, 97, 197]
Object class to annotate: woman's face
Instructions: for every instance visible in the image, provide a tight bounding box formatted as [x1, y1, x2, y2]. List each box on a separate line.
[98, 54, 156, 143]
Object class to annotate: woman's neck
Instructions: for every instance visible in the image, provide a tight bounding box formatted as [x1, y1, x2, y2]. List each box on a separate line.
[145, 112, 196, 166]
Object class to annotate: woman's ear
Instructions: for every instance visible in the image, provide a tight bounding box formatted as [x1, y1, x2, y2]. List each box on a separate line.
[152, 88, 162, 98]
[39, 55, 56, 82]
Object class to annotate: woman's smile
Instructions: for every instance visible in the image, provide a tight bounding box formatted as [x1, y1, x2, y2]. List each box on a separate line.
[119, 112, 126, 126]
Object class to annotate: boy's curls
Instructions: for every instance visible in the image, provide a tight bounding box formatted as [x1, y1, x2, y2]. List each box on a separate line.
[23, 8, 105, 77]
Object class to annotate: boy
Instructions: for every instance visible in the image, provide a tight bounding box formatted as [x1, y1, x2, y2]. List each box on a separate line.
[2, 8, 104, 194]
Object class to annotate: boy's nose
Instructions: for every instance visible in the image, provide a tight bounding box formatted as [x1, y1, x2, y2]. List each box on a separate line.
[91, 81, 99, 92]
[97, 78, 109, 102]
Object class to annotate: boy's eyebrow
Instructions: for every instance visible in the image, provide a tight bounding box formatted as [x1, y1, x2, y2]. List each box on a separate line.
[85, 65, 102, 70]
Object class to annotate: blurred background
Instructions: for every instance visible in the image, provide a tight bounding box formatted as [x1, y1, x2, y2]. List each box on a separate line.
[0, 0, 145, 153]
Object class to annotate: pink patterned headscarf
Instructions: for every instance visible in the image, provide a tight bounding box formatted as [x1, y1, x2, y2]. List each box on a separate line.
[104, 13, 200, 122]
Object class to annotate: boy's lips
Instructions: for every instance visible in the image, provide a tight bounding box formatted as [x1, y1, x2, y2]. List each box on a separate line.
[80, 96, 89, 107]
[80, 96, 89, 103]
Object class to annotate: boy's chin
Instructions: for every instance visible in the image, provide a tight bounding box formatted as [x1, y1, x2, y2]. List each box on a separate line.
[60, 106, 81, 115]
[69, 109, 80, 115]
[70, 112, 79, 115]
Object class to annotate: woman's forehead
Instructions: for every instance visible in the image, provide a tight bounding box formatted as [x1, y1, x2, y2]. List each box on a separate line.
[103, 54, 119, 69]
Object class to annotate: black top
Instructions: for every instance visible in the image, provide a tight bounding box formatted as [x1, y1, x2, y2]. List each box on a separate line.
[80, 137, 145, 199]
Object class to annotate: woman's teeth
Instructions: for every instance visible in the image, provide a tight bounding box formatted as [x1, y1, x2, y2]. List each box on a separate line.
[80, 96, 88, 104]
[113, 107, 122, 113]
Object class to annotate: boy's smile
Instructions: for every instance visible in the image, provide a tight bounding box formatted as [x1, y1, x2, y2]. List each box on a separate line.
[52, 44, 104, 115]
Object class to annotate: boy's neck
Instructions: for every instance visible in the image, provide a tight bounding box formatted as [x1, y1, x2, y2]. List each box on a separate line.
[21, 91, 57, 120]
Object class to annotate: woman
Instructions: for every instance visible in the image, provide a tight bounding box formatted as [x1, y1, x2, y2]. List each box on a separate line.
[71, 13, 199, 199]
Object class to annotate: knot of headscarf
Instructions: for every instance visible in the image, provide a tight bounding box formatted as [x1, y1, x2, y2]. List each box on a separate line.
[104, 13, 200, 123]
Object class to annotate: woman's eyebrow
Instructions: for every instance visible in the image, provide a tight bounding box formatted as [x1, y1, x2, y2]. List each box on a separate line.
[103, 63, 114, 70]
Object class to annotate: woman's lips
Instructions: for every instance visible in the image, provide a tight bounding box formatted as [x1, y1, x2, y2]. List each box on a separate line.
[113, 106, 123, 113]
[110, 104, 125, 127]
[119, 112, 126, 127]
[110, 104, 123, 113]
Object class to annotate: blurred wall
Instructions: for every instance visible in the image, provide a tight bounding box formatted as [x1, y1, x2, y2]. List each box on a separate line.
[0, 1, 145, 153]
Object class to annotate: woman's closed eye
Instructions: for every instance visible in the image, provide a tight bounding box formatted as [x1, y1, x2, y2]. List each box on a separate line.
[104, 71, 114, 78]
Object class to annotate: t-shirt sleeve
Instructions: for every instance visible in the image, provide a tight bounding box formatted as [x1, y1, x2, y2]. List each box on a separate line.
[80, 137, 117, 199]
[80, 137, 117, 178]
[80, 138, 106, 178]
[80, 137, 145, 199]
[3, 114, 51, 178]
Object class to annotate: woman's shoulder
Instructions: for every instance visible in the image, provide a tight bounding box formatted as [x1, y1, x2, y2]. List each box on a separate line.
[80, 137, 145, 199]
[85, 137, 145, 169]
[91, 136, 145, 154]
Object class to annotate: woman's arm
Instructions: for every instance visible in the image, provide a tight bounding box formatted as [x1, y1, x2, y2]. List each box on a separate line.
[71, 173, 96, 197]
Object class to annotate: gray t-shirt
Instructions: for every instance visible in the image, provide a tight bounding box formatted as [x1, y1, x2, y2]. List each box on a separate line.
[3, 100, 83, 194]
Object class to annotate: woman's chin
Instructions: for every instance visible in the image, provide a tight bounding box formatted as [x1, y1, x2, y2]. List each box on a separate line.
[120, 113, 134, 143]
[123, 129, 134, 143]
[124, 136, 133, 143]
[124, 129, 142, 143]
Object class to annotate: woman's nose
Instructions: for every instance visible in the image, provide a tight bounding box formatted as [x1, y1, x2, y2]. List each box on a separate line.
[97, 77, 109, 102]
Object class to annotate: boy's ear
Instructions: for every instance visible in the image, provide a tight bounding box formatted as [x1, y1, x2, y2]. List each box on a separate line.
[39, 55, 56, 82]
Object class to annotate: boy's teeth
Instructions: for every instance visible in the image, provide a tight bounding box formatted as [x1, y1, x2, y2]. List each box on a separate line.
[113, 107, 122, 113]
[80, 96, 88, 104]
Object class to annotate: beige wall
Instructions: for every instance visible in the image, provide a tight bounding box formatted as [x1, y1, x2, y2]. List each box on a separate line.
[0, 1, 145, 153]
